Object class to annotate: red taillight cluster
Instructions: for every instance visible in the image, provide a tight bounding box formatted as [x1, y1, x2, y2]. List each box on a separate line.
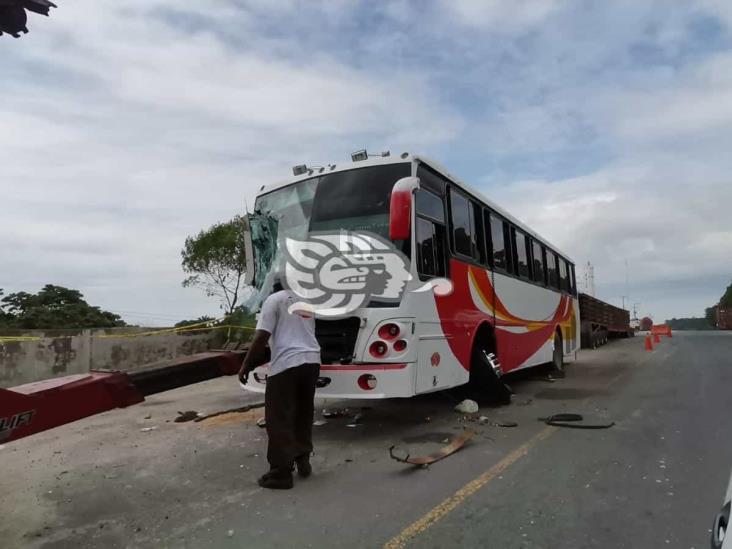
[370, 323, 408, 359]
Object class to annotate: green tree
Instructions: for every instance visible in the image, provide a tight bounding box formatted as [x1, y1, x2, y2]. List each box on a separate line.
[720, 281, 732, 309]
[174, 316, 216, 329]
[0, 285, 126, 329]
[705, 305, 718, 327]
[181, 216, 248, 317]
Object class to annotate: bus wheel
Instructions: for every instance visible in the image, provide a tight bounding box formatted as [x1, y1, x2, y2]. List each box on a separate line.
[469, 343, 511, 405]
[552, 332, 565, 375]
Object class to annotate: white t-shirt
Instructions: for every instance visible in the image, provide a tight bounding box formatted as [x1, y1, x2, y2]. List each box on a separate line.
[256, 290, 321, 376]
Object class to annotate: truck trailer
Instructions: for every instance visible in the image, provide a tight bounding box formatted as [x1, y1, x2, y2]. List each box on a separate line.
[578, 293, 633, 348]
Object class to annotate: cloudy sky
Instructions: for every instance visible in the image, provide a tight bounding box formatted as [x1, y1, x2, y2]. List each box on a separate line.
[2, 0, 731, 325]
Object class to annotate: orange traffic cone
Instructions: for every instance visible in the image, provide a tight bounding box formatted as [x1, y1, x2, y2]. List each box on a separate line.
[653, 333, 660, 344]
[645, 335, 653, 351]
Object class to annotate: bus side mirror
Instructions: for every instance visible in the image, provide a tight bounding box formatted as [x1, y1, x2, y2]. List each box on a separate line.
[389, 177, 420, 241]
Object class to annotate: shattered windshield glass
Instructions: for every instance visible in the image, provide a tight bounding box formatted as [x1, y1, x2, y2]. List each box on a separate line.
[245, 163, 410, 310]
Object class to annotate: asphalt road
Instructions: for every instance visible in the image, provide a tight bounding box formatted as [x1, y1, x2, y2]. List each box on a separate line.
[2, 331, 731, 548]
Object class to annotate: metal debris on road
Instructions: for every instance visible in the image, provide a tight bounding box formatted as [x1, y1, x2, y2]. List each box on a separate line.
[313, 420, 327, 426]
[389, 429, 475, 467]
[193, 402, 265, 422]
[256, 417, 266, 428]
[174, 410, 200, 423]
[140, 426, 156, 432]
[539, 413, 615, 429]
[454, 399, 479, 414]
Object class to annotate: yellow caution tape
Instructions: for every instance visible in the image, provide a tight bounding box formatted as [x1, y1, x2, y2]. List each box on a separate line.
[0, 319, 257, 344]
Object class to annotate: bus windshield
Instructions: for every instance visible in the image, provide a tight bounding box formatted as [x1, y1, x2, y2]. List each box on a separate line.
[248, 163, 411, 303]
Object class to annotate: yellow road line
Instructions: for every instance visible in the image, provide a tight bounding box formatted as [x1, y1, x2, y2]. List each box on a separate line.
[384, 425, 555, 549]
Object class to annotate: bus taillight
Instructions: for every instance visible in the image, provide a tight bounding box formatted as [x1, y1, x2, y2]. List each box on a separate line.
[378, 323, 400, 340]
[369, 341, 388, 358]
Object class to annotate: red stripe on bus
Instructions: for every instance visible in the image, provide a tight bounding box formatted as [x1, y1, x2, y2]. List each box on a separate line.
[320, 363, 408, 371]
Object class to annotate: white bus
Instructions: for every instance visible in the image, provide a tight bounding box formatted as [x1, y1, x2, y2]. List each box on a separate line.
[242, 153, 580, 399]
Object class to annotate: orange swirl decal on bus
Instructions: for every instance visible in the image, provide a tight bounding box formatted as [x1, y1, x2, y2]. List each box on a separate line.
[434, 260, 577, 373]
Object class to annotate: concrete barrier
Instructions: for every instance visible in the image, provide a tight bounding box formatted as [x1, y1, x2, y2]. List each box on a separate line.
[0, 328, 217, 388]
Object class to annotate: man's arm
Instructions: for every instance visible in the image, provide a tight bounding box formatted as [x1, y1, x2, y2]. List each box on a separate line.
[238, 329, 271, 384]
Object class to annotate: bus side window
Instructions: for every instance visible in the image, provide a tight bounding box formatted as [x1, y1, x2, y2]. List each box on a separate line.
[513, 229, 531, 279]
[415, 189, 447, 280]
[569, 263, 577, 295]
[472, 202, 486, 265]
[503, 222, 514, 274]
[547, 251, 559, 289]
[531, 239, 545, 284]
[449, 190, 472, 257]
[486, 211, 508, 271]
[559, 258, 569, 292]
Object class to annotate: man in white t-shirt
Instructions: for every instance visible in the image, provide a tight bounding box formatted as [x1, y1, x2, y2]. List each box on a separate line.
[239, 279, 321, 489]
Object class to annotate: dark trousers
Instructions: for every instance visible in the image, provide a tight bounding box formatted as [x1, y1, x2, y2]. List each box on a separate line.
[264, 363, 320, 471]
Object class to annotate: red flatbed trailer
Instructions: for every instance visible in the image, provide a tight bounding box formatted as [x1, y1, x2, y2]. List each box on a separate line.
[0, 351, 244, 444]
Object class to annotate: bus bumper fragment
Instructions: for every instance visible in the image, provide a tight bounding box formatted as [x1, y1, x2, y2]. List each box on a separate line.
[389, 429, 475, 467]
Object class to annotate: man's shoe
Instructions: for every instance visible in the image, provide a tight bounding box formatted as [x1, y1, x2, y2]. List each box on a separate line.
[258, 470, 293, 490]
[295, 455, 312, 478]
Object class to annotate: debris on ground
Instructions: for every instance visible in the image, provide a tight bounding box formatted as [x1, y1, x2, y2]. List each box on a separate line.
[140, 426, 156, 432]
[174, 411, 200, 423]
[322, 408, 349, 419]
[193, 402, 265, 422]
[256, 417, 266, 428]
[454, 399, 479, 414]
[539, 413, 615, 429]
[143, 414, 152, 420]
[477, 416, 517, 427]
[390, 429, 475, 467]
[313, 420, 327, 426]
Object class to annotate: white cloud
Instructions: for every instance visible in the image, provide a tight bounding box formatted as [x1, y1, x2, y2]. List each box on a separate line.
[0, 0, 462, 325]
[437, 0, 560, 31]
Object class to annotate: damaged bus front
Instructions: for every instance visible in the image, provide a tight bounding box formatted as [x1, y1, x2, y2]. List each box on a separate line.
[241, 159, 435, 399]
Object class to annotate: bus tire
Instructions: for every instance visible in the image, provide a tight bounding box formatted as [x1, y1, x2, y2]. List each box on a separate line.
[552, 331, 564, 374]
[469, 340, 511, 405]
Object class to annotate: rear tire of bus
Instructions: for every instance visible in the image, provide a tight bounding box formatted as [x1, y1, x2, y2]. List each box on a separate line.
[551, 331, 565, 376]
